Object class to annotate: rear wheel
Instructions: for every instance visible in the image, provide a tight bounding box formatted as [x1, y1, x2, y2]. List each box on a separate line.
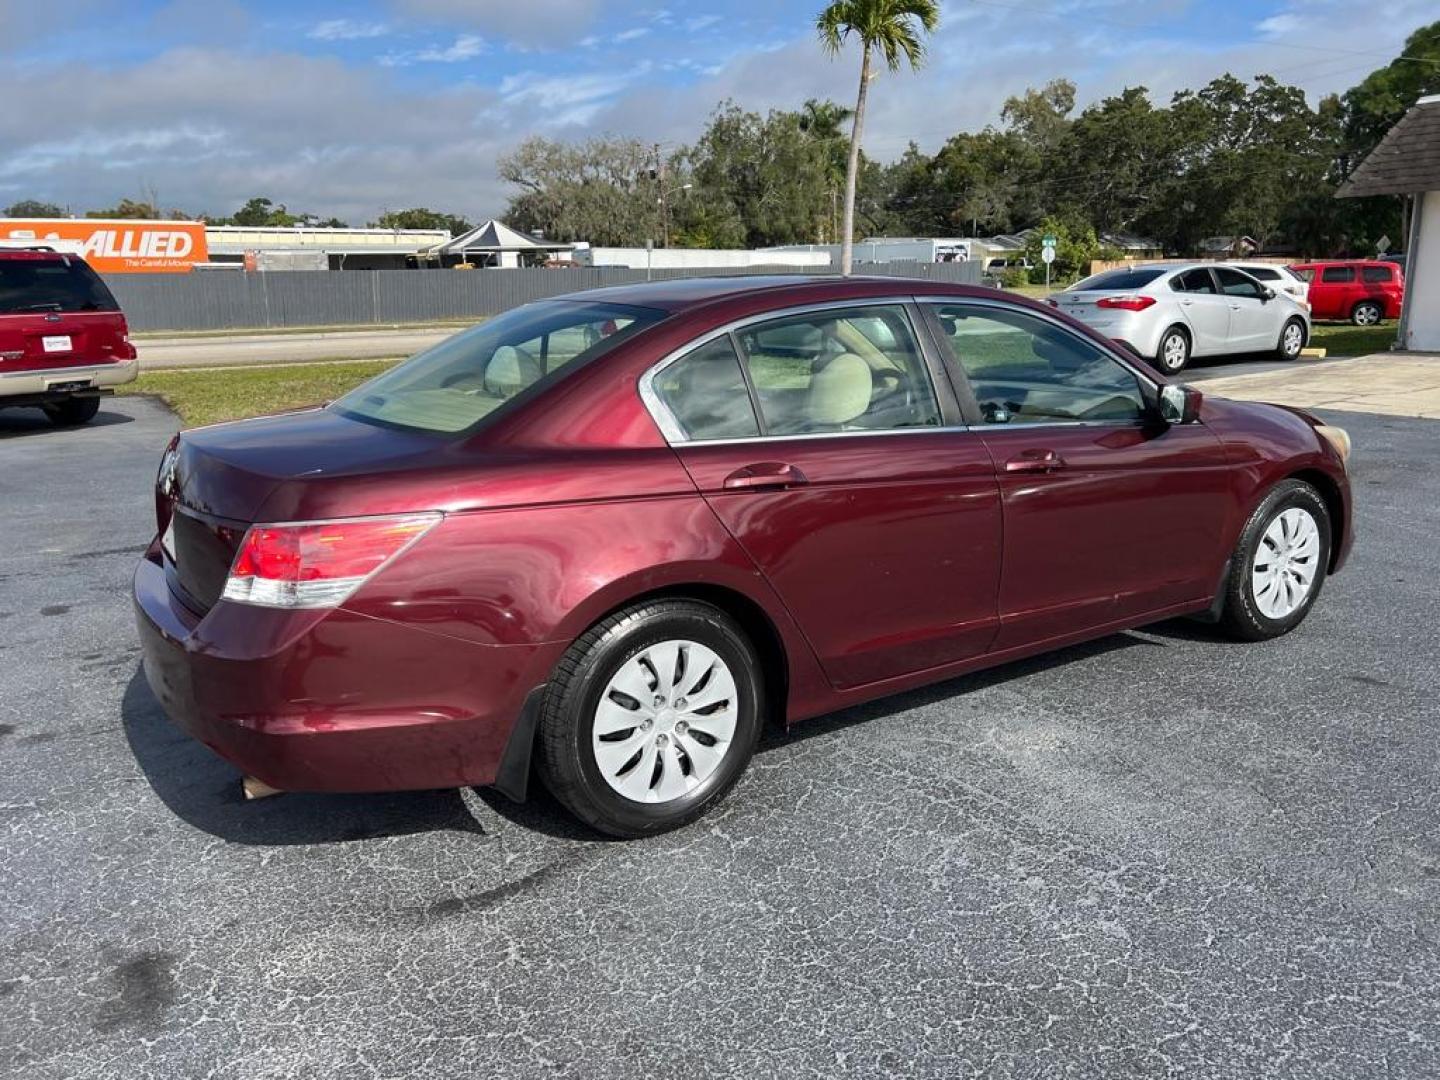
[1218, 480, 1331, 641]
[1352, 301, 1382, 326]
[1156, 326, 1191, 375]
[42, 396, 100, 426]
[1277, 318, 1307, 361]
[537, 599, 764, 837]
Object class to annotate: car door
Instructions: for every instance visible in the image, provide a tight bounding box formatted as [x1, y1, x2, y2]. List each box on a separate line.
[1169, 267, 1230, 355]
[921, 299, 1236, 651]
[1213, 267, 1276, 351]
[644, 301, 1002, 690]
[1316, 265, 1355, 320]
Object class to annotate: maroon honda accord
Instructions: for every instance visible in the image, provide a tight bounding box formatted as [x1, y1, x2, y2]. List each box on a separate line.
[134, 277, 1353, 836]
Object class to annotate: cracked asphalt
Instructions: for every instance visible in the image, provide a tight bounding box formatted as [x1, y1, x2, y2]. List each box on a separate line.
[2, 394, 1437, 1079]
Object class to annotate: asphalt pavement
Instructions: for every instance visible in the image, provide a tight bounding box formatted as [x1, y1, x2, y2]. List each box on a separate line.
[135, 326, 463, 369]
[2, 393, 1438, 1079]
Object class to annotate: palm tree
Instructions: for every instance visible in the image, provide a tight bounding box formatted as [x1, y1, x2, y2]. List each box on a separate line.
[817, 0, 939, 275]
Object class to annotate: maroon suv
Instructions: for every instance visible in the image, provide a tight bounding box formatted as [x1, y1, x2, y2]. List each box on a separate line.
[0, 248, 137, 424]
[134, 277, 1353, 836]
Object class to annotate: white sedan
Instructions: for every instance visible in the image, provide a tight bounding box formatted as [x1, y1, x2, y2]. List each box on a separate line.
[1052, 263, 1312, 374]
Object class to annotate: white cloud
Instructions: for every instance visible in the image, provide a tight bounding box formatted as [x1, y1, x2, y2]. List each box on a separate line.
[389, 0, 599, 48]
[380, 33, 487, 66]
[1257, 13, 1302, 37]
[308, 19, 391, 42]
[685, 14, 722, 32]
[614, 27, 650, 43]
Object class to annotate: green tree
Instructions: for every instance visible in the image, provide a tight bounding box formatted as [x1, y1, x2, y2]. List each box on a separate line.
[375, 208, 471, 236]
[500, 135, 661, 246]
[1023, 215, 1100, 283]
[217, 197, 300, 227]
[85, 198, 161, 219]
[3, 199, 66, 218]
[1342, 21, 1440, 166]
[817, 0, 940, 274]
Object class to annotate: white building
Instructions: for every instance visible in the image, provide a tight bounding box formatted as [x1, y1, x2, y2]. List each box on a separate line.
[1339, 94, 1440, 351]
[763, 237, 973, 265]
[573, 244, 831, 271]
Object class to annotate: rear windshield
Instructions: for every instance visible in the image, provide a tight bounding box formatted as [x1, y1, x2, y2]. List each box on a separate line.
[1071, 267, 1166, 291]
[0, 257, 120, 315]
[332, 299, 665, 435]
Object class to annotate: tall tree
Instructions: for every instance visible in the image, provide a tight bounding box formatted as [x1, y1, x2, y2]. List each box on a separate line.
[374, 208, 471, 236]
[817, 0, 939, 274]
[3, 199, 66, 218]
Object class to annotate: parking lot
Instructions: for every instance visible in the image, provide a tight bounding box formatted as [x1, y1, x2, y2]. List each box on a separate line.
[2, 371, 1438, 1078]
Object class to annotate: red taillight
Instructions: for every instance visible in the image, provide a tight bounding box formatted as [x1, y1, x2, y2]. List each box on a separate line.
[222, 513, 441, 608]
[1096, 295, 1157, 312]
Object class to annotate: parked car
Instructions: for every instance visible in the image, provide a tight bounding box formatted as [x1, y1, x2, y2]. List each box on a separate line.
[0, 248, 137, 425]
[1223, 262, 1310, 306]
[134, 277, 1353, 837]
[984, 257, 1032, 280]
[1053, 263, 1311, 374]
[1288, 260, 1404, 325]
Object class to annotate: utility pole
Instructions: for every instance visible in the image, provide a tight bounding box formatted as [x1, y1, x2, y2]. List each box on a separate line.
[654, 143, 669, 249]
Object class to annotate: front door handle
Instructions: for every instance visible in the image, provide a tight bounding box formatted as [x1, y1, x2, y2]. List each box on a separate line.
[722, 462, 808, 490]
[1005, 450, 1065, 474]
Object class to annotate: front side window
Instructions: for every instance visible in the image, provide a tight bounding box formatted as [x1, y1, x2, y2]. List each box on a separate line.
[1361, 265, 1393, 283]
[927, 303, 1146, 425]
[1321, 266, 1355, 284]
[1214, 267, 1265, 299]
[731, 305, 940, 435]
[0, 257, 119, 314]
[652, 336, 760, 441]
[333, 300, 663, 434]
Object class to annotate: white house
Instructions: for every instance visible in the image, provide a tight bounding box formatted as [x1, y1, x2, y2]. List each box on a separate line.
[1339, 94, 1440, 352]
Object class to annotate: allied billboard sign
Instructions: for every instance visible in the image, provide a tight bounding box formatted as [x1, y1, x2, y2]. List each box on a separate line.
[0, 219, 208, 273]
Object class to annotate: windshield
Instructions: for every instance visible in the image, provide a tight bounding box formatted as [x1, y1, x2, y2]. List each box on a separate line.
[1070, 267, 1166, 292]
[332, 299, 664, 435]
[0, 257, 120, 314]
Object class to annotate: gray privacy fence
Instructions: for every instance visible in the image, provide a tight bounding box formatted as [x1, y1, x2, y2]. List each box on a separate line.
[104, 261, 982, 332]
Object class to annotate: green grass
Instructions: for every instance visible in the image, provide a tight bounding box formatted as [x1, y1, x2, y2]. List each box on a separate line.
[121, 359, 398, 427]
[1306, 323, 1397, 357]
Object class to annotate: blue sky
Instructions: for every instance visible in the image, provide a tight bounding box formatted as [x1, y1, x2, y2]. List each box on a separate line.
[0, 0, 1433, 224]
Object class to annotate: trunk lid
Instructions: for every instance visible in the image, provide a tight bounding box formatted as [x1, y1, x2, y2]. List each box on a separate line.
[161, 407, 450, 612]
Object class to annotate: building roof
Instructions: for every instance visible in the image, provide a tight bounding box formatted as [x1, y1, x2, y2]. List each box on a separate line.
[1339, 95, 1440, 198]
[203, 224, 449, 255]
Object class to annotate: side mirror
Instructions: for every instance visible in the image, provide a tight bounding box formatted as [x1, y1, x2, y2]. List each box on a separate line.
[1261, 286, 1275, 301]
[1159, 384, 1203, 425]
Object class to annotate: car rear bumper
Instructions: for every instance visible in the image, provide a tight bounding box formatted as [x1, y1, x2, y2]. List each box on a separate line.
[132, 549, 560, 793]
[0, 358, 138, 398]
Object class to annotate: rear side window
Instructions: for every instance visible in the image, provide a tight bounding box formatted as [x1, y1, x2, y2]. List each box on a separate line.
[1171, 269, 1217, 294]
[1072, 267, 1166, 291]
[652, 337, 760, 441]
[1244, 266, 1281, 281]
[0, 257, 119, 315]
[1321, 267, 1355, 284]
[1361, 265, 1393, 283]
[732, 305, 940, 435]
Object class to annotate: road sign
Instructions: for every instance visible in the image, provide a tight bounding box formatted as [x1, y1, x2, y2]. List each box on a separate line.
[1042, 234, 1057, 249]
[1376, 234, 1391, 253]
[1040, 246, 1056, 265]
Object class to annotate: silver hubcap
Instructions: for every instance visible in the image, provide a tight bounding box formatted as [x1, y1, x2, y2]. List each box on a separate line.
[592, 640, 738, 804]
[1162, 334, 1186, 369]
[1356, 305, 1378, 325]
[1251, 507, 1321, 619]
[1283, 323, 1303, 355]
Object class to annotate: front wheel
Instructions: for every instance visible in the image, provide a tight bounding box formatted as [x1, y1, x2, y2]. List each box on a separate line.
[1352, 301, 1382, 326]
[1277, 318, 1307, 361]
[537, 599, 764, 837]
[1156, 327, 1191, 374]
[42, 395, 101, 426]
[1218, 480, 1331, 641]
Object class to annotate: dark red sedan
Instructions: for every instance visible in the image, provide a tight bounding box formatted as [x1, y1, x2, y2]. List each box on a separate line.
[134, 277, 1354, 837]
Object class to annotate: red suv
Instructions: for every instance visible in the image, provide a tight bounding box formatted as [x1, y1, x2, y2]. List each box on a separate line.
[1289, 259, 1404, 325]
[0, 248, 137, 425]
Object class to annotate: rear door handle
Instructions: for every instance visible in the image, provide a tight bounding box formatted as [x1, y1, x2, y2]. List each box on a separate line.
[1005, 450, 1065, 474]
[722, 462, 808, 490]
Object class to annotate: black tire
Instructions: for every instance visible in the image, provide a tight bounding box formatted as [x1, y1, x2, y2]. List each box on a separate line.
[1351, 301, 1382, 327]
[1218, 479, 1331, 642]
[1155, 326, 1191, 374]
[1276, 317, 1307, 361]
[42, 396, 101, 426]
[537, 599, 764, 838]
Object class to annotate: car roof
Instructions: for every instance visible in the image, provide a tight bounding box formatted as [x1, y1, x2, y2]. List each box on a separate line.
[546, 274, 991, 314]
[0, 249, 72, 262]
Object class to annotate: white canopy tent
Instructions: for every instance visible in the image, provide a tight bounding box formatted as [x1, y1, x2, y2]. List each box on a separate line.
[420, 220, 571, 268]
